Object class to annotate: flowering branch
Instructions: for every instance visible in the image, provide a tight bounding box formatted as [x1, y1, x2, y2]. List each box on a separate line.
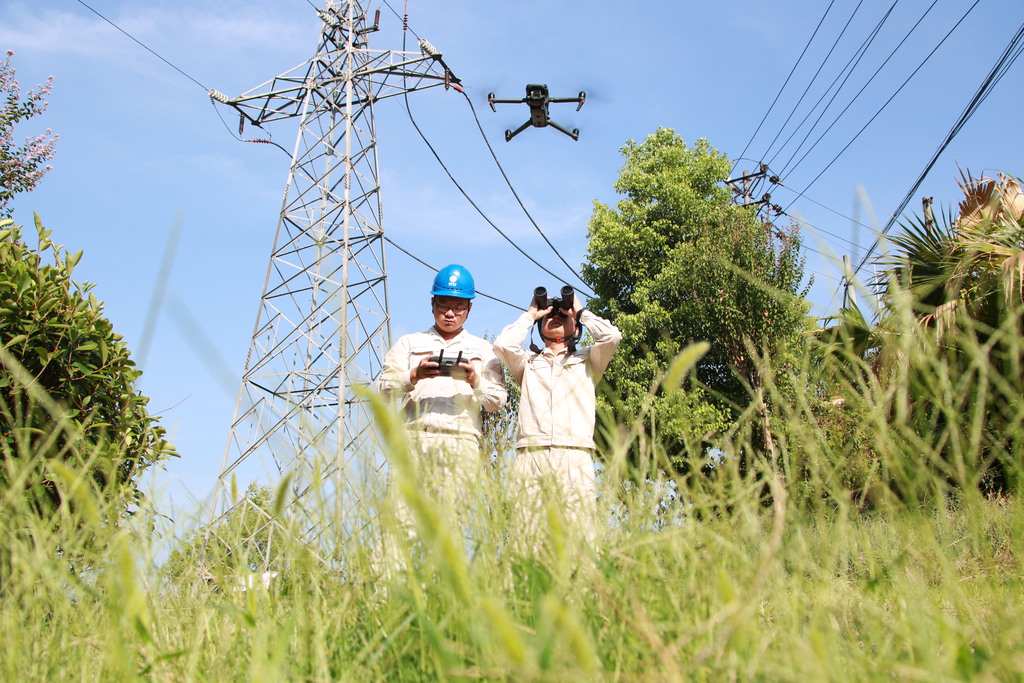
[1, 50, 59, 216]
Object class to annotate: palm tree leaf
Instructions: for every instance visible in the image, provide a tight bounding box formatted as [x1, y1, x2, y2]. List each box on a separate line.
[1001, 251, 1024, 307]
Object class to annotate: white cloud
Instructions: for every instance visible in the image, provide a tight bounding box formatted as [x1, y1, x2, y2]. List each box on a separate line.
[0, 5, 122, 57]
[0, 2, 312, 62]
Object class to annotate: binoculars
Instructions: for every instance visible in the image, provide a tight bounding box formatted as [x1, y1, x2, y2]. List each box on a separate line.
[533, 285, 575, 311]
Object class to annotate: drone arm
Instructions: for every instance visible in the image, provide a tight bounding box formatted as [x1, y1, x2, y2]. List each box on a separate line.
[504, 120, 532, 142]
[488, 92, 527, 112]
[547, 91, 586, 111]
[546, 118, 580, 141]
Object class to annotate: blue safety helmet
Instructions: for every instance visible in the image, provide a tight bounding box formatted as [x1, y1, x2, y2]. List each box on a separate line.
[431, 264, 476, 299]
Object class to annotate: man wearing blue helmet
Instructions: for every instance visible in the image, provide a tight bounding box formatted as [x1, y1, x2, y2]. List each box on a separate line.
[375, 264, 507, 573]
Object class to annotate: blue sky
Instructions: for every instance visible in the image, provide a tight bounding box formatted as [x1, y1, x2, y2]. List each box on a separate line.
[2, 0, 1022, 519]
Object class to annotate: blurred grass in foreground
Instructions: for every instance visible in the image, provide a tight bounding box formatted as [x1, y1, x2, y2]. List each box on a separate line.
[2, 303, 1024, 681]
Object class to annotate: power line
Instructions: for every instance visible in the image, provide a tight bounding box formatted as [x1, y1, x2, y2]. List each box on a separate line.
[769, 179, 887, 258]
[776, 182, 882, 239]
[734, 0, 837, 169]
[778, 0, 940, 179]
[809, 269, 842, 285]
[383, 236, 523, 311]
[397, 6, 593, 297]
[208, 99, 292, 155]
[797, 238, 833, 261]
[773, 0, 901, 175]
[792, 217, 864, 254]
[457, 89, 594, 295]
[74, 0, 207, 91]
[400, 88, 585, 290]
[74, 0, 298, 156]
[730, 163, 880, 253]
[851, 14, 1024, 280]
[382, 0, 420, 40]
[78, 0, 584, 305]
[785, 0, 984, 215]
[756, 0, 865, 165]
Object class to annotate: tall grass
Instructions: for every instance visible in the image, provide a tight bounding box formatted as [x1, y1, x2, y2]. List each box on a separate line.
[3, 305, 1024, 680]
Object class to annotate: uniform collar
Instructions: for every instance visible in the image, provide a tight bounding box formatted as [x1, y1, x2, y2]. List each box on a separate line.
[540, 345, 571, 358]
[428, 325, 466, 342]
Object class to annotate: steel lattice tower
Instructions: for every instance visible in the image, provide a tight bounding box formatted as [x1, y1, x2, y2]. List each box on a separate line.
[207, 1, 458, 555]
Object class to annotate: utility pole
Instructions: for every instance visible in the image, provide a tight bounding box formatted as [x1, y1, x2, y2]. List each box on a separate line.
[841, 254, 857, 310]
[207, 1, 459, 562]
[725, 163, 785, 228]
[922, 196, 935, 230]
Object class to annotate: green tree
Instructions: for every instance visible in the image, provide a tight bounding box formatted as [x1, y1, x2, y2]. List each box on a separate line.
[0, 215, 175, 524]
[582, 128, 811, 470]
[1, 50, 58, 217]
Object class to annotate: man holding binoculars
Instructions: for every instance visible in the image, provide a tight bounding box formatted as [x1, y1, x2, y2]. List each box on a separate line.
[494, 285, 621, 555]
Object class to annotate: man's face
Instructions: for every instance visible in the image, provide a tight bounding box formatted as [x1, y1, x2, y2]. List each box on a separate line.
[432, 295, 471, 336]
[541, 309, 574, 341]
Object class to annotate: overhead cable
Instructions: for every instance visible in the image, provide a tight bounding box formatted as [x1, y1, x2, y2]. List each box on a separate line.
[779, 0, 939, 178]
[383, 236, 523, 311]
[399, 92, 585, 291]
[73, 0, 293, 154]
[381, 0, 420, 40]
[756, 0, 866, 165]
[734, 0, 837, 169]
[398, 8, 592, 295]
[785, 0, 984, 214]
[74, 0, 208, 91]
[777, 182, 883, 238]
[457, 89, 594, 295]
[774, 0, 902, 175]
[851, 14, 1024, 278]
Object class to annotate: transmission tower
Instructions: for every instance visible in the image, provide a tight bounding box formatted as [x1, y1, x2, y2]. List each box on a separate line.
[207, 1, 459, 557]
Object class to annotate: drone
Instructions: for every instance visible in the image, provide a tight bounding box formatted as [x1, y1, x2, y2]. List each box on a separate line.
[487, 83, 586, 142]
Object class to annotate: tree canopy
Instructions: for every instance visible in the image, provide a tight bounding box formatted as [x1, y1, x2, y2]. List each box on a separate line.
[582, 128, 811, 468]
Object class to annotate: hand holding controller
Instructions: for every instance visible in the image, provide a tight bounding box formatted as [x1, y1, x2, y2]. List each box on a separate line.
[428, 349, 468, 379]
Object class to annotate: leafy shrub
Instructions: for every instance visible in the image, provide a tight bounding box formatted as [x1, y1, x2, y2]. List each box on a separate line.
[0, 215, 175, 525]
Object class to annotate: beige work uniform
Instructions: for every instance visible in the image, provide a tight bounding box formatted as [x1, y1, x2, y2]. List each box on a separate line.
[375, 326, 506, 574]
[494, 310, 621, 552]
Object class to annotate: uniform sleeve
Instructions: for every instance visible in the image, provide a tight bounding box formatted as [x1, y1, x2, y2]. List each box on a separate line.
[376, 335, 413, 401]
[580, 310, 622, 378]
[493, 312, 535, 384]
[475, 344, 507, 413]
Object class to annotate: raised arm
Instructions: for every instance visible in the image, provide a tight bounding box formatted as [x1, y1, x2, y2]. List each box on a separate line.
[579, 310, 621, 377]
[493, 311, 536, 384]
